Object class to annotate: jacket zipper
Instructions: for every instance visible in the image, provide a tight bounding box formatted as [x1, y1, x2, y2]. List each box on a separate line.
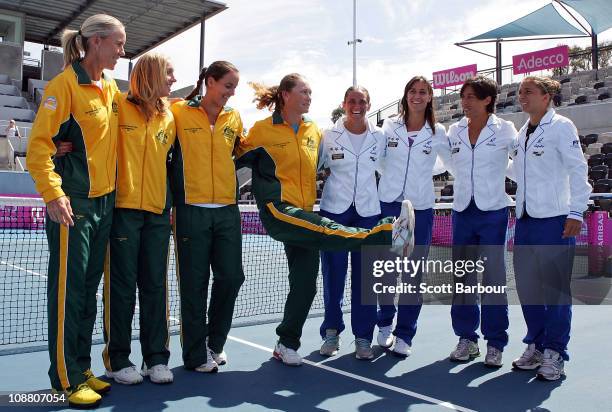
[470, 145, 475, 199]
[140, 122, 149, 209]
[96, 85, 113, 193]
[523, 137, 528, 216]
[401, 144, 412, 200]
[352, 146, 360, 206]
[296, 127, 305, 207]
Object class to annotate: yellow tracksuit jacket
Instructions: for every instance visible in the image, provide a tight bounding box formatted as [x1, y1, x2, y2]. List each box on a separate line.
[114, 93, 176, 214]
[235, 111, 321, 211]
[27, 61, 118, 203]
[169, 96, 244, 205]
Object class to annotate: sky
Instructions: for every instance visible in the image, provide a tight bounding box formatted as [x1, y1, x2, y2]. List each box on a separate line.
[26, 0, 612, 128]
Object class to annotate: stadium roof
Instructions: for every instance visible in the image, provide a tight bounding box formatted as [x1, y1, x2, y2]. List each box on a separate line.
[0, 0, 227, 59]
[561, 0, 612, 35]
[466, 3, 586, 41]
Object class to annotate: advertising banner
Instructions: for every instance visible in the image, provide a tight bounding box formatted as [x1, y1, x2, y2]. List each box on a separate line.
[512, 45, 569, 75]
[432, 64, 477, 89]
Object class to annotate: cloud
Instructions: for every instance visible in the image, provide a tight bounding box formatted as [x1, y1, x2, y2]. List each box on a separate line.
[27, 0, 611, 129]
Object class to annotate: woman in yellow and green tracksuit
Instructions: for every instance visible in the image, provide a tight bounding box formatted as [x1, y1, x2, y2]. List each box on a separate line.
[169, 61, 245, 373]
[101, 53, 177, 385]
[26, 14, 125, 408]
[236, 73, 412, 366]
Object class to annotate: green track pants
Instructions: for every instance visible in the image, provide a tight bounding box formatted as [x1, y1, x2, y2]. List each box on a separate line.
[259, 201, 393, 350]
[173, 204, 245, 369]
[46, 192, 114, 391]
[102, 208, 171, 371]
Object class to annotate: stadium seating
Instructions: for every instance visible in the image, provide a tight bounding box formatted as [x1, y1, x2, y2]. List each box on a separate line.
[582, 134, 599, 146]
[588, 154, 605, 166]
[593, 179, 612, 194]
[441, 184, 454, 197]
[590, 165, 609, 181]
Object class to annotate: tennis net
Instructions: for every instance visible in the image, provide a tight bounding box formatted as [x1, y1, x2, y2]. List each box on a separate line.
[0, 196, 592, 349]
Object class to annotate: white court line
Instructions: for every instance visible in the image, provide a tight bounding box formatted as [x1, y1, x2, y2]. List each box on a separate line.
[227, 335, 476, 412]
[1, 259, 47, 279]
[1, 259, 103, 299]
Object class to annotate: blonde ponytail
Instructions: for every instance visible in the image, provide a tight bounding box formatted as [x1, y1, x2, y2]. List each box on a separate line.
[60, 14, 124, 68]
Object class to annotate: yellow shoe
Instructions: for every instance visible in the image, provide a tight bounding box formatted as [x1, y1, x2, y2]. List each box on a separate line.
[84, 369, 111, 394]
[66, 383, 102, 408]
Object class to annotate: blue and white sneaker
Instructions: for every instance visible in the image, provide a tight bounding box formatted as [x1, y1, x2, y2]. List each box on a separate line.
[536, 349, 565, 381]
[391, 200, 415, 257]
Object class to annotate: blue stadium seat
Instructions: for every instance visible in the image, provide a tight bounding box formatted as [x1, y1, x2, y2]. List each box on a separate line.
[595, 198, 612, 212]
[593, 179, 612, 194]
[589, 165, 608, 181]
[575, 95, 588, 105]
[588, 153, 605, 166]
[441, 184, 454, 197]
[583, 134, 599, 146]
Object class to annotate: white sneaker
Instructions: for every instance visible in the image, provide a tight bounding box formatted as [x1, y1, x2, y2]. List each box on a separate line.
[211, 350, 227, 366]
[105, 366, 143, 385]
[195, 348, 219, 373]
[377, 325, 394, 348]
[273, 342, 302, 366]
[484, 345, 503, 368]
[391, 337, 412, 357]
[354, 338, 374, 360]
[391, 200, 415, 257]
[320, 329, 340, 357]
[536, 349, 565, 381]
[512, 344, 543, 370]
[141, 364, 173, 384]
[449, 338, 480, 362]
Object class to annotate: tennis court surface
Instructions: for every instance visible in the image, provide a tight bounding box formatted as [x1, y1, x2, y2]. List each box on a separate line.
[1, 197, 611, 411]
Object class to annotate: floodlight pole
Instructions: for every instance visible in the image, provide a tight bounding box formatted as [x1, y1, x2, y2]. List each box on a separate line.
[199, 15, 206, 94]
[592, 33, 599, 76]
[348, 0, 362, 87]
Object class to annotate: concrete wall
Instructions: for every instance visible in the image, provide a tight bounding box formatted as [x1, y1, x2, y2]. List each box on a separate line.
[0, 170, 36, 195]
[0, 9, 25, 45]
[170, 85, 195, 99]
[0, 41, 22, 81]
[499, 101, 612, 132]
[115, 78, 129, 92]
[41, 50, 63, 81]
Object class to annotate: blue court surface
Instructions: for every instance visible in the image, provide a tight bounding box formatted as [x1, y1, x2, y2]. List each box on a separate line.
[0, 305, 610, 412]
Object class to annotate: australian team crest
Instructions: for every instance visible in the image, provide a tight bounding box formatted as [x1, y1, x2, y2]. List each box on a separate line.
[155, 130, 169, 144]
[223, 125, 236, 142]
[305, 136, 317, 150]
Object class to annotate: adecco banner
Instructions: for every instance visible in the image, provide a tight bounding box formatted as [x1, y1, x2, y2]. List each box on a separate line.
[512, 45, 569, 75]
[432, 64, 477, 89]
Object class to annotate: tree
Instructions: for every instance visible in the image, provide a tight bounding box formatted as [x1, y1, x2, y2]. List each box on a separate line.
[330, 106, 344, 124]
[554, 42, 612, 75]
